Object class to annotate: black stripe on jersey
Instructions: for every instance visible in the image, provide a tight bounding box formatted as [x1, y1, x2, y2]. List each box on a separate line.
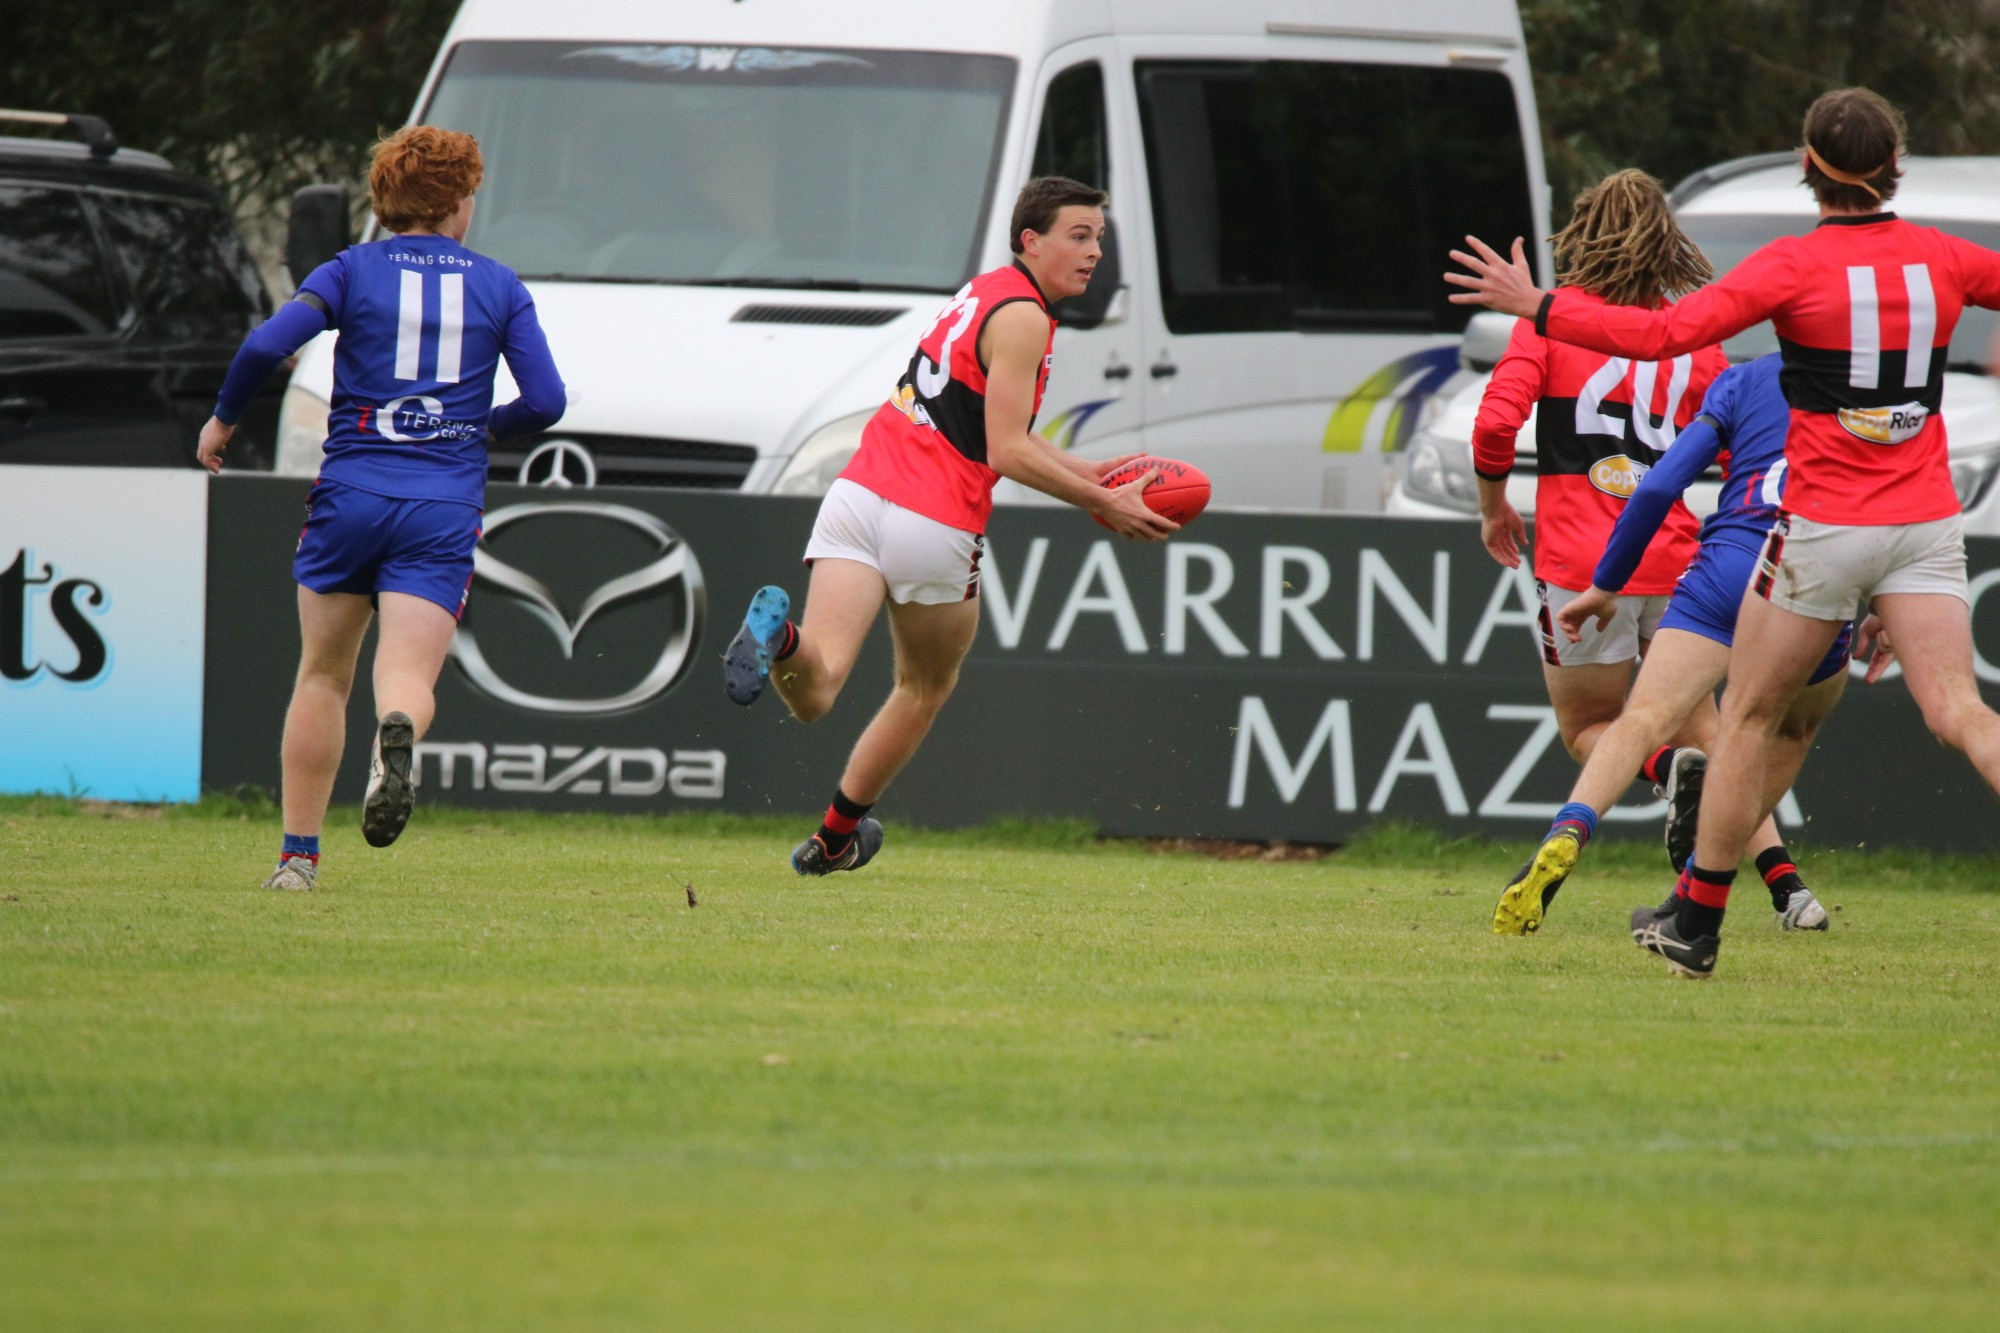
[896, 350, 994, 465]
[1532, 398, 1670, 475]
[1777, 336, 1947, 413]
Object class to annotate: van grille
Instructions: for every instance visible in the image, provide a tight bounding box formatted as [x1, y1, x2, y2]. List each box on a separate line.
[731, 303, 906, 327]
[489, 433, 758, 491]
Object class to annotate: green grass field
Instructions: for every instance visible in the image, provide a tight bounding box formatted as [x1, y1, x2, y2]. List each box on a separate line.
[2, 797, 1996, 1331]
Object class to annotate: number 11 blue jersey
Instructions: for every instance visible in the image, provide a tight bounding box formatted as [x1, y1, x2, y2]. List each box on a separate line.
[297, 232, 562, 508]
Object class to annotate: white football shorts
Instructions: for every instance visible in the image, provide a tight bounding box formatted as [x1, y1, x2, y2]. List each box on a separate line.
[1536, 580, 1670, 667]
[804, 478, 984, 605]
[1753, 512, 1967, 621]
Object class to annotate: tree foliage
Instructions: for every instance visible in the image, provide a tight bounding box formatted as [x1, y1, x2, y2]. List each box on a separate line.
[0, 1, 458, 207]
[1525, 0, 2000, 221]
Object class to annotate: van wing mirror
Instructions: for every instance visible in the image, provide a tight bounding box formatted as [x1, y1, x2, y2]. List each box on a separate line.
[1459, 311, 1518, 374]
[1050, 218, 1122, 331]
[285, 184, 352, 287]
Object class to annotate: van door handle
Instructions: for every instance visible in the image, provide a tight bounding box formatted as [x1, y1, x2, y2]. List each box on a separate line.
[1149, 359, 1179, 379]
[0, 395, 44, 420]
[1103, 360, 1132, 381]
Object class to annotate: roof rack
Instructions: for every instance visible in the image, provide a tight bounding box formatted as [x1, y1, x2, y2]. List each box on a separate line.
[0, 109, 119, 159]
[1667, 151, 1799, 208]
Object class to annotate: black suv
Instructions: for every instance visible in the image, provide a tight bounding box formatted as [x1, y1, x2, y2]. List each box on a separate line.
[0, 110, 281, 469]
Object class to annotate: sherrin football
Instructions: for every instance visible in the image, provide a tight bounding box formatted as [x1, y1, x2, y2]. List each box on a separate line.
[1092, 455, 1211, 529]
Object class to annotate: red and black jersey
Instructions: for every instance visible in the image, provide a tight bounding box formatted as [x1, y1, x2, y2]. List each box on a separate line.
[1541, 214, 2000, 526]
[840, 261, 1053, 534]
[1472, 296, 1720, 593]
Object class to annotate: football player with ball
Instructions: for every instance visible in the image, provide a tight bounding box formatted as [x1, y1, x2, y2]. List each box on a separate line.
[723, 176, 1204, 875]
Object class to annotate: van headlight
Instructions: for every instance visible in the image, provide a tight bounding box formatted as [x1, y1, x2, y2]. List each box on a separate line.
[1402, 429, 1481, 513]
[1950, 442, 2000, 510]
[274, 383, 330, 477]
[773, 408, 875, 496]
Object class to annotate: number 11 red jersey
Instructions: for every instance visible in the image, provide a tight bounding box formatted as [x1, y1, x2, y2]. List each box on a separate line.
[1541, 214, 2000, 526]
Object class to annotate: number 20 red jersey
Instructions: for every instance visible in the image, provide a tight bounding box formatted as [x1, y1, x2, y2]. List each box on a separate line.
[1472, 291, 1722, 594]
[839, 262, 1054, 534]
[1541, 214, 2000, 526]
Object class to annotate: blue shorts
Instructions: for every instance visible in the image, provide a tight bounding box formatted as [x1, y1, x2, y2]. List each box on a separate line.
[1659, 539, 1852, 685]
[293, 480, 480, 620]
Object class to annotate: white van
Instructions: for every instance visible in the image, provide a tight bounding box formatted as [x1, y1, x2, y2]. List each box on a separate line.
[275, 0, 1550, 514]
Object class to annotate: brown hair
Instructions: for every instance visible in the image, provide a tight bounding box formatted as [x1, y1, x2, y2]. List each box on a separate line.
[1801, 88, 1905, 210]
[1009, 175, 1107, 254]
[370, 126, 484, 233]
[1552, 168, 1713, 308]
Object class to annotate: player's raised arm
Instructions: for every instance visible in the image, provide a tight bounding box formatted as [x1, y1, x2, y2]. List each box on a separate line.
[1447, 229, 1793, 363]
[982, 301, 1174, 541]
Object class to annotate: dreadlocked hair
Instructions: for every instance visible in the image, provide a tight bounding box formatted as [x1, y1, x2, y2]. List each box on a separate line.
[1551, 169, 1713, 309]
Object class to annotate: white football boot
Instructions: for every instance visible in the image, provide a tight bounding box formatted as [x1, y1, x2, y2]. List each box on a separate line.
[1776, 886, 1830, 931]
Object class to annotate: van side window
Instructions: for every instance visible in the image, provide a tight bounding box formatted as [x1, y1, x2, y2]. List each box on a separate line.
[0, 185, 120, 341]
[1033, 62, 1107, 189]
[1136, 61, 1535, 336]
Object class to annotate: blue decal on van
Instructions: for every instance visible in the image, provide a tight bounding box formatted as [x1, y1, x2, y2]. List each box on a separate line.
[1039, 398, 1115, 450]
[1321, 345, 1459, 453]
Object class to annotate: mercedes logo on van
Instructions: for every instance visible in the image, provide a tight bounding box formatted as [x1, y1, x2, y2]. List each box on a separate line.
[450, 502, 705, 714]
[518, 438, 598, 488]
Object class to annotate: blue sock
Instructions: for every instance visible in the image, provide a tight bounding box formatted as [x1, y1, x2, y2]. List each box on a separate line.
[281, 833, 320, 862]
[1549, 802, 1597, 845]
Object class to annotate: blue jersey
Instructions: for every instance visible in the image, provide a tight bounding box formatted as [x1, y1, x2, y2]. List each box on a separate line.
[216, 234, 564, 507]
[1593, 354, 1789, 591]
[296, 234, 562, 507]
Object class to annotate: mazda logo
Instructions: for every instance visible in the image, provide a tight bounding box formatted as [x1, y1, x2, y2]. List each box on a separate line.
[450, 502, 705, 714]
[518, 438, 598, 488]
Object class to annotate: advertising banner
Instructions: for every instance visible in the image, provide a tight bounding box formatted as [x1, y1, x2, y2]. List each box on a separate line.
[203, 476, 2000, 851]
[1, 465, 207, 801]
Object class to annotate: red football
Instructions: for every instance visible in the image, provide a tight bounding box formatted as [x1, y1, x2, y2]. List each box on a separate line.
[1092, 455, 1211, 529]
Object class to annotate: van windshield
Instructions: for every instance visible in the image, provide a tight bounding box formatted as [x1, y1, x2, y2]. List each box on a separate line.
[423, 42, 1015, 293]
[1682, 213, 2000, 369]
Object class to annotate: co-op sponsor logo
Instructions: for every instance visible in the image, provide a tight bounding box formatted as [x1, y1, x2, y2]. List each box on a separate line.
[2, 549, 108, 685]
[374, 395, 483, 443]
[1588, 454, 1647, 498]
[450, 501, 706, 713]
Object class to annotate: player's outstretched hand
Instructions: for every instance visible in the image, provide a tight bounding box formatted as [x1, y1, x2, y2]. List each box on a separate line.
[1479, 500, 1527, 570]
[1558, 584, 1618, 643]
[1098, 467, 1178, 542]
[1856, 612, 1897, 683]
[196, 416, 234, 474]
[1444, 235, 1543, 318]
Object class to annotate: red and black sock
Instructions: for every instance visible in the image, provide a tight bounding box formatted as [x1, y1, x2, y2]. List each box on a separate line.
[1677, 862, 1734, 937]
[817, 787, 872, 855]
[1639, 745, 1676, 786]
[773, 621, 800, 662]
[1756, 845, 1806, 912]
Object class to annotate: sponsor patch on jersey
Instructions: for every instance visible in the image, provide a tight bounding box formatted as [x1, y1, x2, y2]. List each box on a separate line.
[1589, 454, 1647, 498]
[891, 383, 935, 431]
[1837, 403, 1929, 445]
